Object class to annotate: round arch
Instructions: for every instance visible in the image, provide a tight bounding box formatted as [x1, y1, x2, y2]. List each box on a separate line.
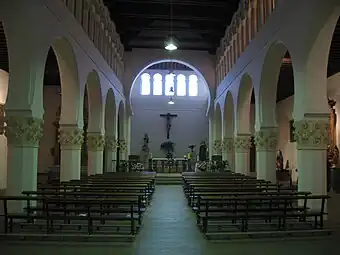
[85, 70, 104, 133]
[258, 41, 291, 128]
[223, 91, 235, 137]
[117, 100, 125, 139]
[236, 73, 253, 134]
[104, 88, 116, 135]
[129, 59, 211, 115]
[214, 102, 222, 141]
[50, 37, 81, 126]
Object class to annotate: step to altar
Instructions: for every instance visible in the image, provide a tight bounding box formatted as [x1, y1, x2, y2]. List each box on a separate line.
[155, 173, 182, 185]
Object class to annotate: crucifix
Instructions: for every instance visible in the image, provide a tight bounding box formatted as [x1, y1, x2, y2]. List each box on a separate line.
[160, 113, 178, 139]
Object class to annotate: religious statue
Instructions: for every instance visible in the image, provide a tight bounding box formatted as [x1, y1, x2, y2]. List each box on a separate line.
[160, 113, 178, 139]
[140, 133, 150, 169]
[328, 98, 339, 167]
[199, 141, 207, 161]
[276, 150, 284, 170]
[51, 106, 61, 165]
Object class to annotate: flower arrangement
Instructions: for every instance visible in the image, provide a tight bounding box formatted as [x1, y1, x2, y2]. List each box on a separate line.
[160, 140, 175, 159]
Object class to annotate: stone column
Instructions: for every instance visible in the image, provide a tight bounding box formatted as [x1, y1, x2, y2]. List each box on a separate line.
[294, 118, 328, 210]
[254, 127, 278, 183]
[58, 125, 83, 181]
[223, 137, 234, 171]
[118, 139, 128, 171]
[87, 133, 105, 176]
[119, 139, 127, 158]
[105, 135, 116, 172]
[5, 116, 43, 212]
[234, 134, 251, 175]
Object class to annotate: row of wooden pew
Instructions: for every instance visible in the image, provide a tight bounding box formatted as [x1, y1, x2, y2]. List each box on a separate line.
[0, 172, 156, 241]
[182, 171, 330, 240]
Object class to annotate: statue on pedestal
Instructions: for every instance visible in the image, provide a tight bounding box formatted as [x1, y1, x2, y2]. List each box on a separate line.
[276, 150, 284, 170]
[140, 133, 150, 170]
[199, 141, 207, 161]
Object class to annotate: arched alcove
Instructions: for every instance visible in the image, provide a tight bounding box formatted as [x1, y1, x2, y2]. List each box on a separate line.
[129, 61, 210, 159]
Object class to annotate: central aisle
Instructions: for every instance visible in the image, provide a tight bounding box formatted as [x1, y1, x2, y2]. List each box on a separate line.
[133, 185, 206, 254]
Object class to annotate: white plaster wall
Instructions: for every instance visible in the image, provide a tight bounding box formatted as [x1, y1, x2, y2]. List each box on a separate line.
[0, 69, 8, 189]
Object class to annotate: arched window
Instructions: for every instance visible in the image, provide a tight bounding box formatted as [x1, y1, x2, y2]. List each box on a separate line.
[176, 74, 186, 96]
[188, 74, 198, 96]
[165, 74, 175, 96]
[153, 73, 163, 95]
[140, 73, 151, 95]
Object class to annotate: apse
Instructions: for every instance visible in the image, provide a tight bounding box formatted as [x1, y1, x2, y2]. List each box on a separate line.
[130, 61, 210, 158]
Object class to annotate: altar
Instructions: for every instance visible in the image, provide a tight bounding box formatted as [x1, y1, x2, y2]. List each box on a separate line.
[151, 158, 187, 173]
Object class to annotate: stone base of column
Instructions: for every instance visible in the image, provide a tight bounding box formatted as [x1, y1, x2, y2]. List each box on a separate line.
[105, 136, 117, 173]
[235, 152, 250, 175]
[88, 150, 104, 175]
[104, 150, 115, 172]
[256, 151, 276, 183]
[60, 146, 81, 181]
[298, 149, 327, 210]
[87, 133, 105, 176]
[234, 134, 251, 175]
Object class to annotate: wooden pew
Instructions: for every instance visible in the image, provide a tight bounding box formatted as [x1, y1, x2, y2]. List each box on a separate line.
[197, 194, 329, 237]
[0, 196, 140, 238]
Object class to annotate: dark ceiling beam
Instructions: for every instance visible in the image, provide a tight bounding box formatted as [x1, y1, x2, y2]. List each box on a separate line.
[118, 13, 225, 22]
[125, 35, 212, 44]
[126, 44, 213, 52]
[123, 26, 225, 35]
[106, 0, 231, 8]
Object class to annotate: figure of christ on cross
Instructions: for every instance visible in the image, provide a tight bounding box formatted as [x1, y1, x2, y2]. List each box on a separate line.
[160, 113, 178, 139]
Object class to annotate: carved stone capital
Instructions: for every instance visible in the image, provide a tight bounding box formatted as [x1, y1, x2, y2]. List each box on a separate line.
[5, 116, 43, 146]
[234, 134, 251, 152]
[222, 138, 234, 153]
[213, 140, 223, 154]
[254, 128, 278, 151]
[87, 133, 105, 151]
[294, 119, 329, 150]
[105, 135, 117, 151]
[117, 139, 127, 152]
[58, 126, 84, 149]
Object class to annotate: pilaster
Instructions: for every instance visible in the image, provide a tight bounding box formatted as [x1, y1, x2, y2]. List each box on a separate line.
[5, 116, 43, 212]
[254, 127, 278, 182]
[58, 125, 83, 181]
[294, 118, 328, 209]
[234, 134, 251, 175]
[87, 133, 105, 175]
[105, 135, 116, 172]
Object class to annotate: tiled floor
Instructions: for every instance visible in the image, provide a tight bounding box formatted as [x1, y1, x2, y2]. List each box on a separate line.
[2, 186, 340, 255]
